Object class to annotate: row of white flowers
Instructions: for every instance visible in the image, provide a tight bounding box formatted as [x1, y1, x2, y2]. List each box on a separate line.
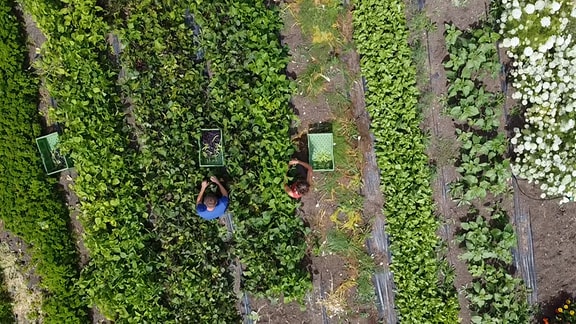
[500, 0, 576, 203]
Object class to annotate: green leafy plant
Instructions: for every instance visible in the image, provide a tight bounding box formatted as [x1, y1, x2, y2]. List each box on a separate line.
[444, 23, 501, 80]
[193, 0, 310, 302]
[354, 0, 460, 321]
[19, 0, 171, 321]
[0, 270, 13, 323]
[444, 22, 512, 206]
[113, 0, 310, 315]
[312, 150, 332, 169]
[0, 1, 87, 322]
[457, 207, 530, 323]
[444, 18, 531, 322]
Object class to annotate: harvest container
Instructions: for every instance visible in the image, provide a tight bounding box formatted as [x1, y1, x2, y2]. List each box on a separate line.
[307, 133, 334, 171]
[35, 132, 71, 175]
[199, 128, 224, 167]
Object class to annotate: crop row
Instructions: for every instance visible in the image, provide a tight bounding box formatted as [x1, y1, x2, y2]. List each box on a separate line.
[196, 0, 310, 299]
[353, 0, 460, 322]
[444, 20, 530, 321]
[0, 1, 86, 322]
[19, 0, 170, 321]
[115, 0, 309, 302]
[115, 0, 309, 309]
[22, 0, 309, 321]
[112, 0, 240, 320]
[444, 23, 511, 205]
[458, 207, 530, 322]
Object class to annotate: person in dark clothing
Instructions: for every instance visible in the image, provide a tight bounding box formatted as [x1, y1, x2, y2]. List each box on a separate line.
[284, 158, 313, 199]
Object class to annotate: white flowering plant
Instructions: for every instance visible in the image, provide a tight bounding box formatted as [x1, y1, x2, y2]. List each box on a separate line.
[500, 0, 576, 202]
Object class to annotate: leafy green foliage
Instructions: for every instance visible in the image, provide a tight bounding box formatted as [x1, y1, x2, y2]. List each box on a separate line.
[353, 0, 460, 322]
[450, 130, 511, 204]
[113, 0, 309, 315]
[0, 1, 87, 322]
[444, 23, 512, 206]
[445, 21, 531, 321]
[112, 0, 239, 320]
[196, 0, 310, 301]
[444, 24, 501, 80]
[458, 207, 530, 323]
[19, 0, 170, 321]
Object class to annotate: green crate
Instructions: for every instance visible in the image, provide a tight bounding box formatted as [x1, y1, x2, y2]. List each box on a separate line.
[307, 133, 334, 171]
[198, 128, 224, 167]
[35, 133, 71, 175]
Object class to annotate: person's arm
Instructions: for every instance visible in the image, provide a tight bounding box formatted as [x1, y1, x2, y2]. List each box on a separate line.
[210, 176, 228, 197]
[197, 180, 209, 206]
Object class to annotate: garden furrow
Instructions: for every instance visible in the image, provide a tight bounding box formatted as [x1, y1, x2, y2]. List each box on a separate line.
[441, 9, 531, 321]
[345, 41, 398, 321]
[111, 0, 240, 321]
[498, 41, 539, 308]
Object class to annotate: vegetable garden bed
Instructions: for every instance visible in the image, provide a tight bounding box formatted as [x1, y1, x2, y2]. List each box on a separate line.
[417, 0, 576, 322]
[3, 0, 576, 322]
[0, 2, 86, 321]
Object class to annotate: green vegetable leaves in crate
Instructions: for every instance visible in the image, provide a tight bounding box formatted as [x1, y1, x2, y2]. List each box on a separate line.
[307, 133, 334, 171]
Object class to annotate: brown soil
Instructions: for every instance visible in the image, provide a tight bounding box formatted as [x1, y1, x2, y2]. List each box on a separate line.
[248, 2, 380, 323]
[0, 238, 44, 323]
[516, 180, 576, 321]
[422, 0, 576, 323]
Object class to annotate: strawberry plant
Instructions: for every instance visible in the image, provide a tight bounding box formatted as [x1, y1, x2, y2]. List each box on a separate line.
[354, 0, 460, 322]
[200, 129, 224, 166]
[193, 0, 310, 300]
[0, 1, 87, 322]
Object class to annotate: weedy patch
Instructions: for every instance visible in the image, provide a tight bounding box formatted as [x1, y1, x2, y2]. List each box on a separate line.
[0, 244, 42, 322]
